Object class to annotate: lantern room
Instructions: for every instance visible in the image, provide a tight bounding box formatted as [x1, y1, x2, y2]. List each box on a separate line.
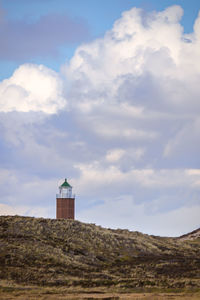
[57, 178, 73, 198]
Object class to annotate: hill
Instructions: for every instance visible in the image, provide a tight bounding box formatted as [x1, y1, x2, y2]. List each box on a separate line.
[178, 228, 200, 241]
[0, 215, 200, 292]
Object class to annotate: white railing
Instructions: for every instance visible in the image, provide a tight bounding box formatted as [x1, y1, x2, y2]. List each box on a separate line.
[56, 193, 75, 199]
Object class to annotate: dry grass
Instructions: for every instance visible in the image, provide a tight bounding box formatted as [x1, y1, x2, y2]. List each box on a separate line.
[0, 280, 200, 300]
[0, 215, 200, 294]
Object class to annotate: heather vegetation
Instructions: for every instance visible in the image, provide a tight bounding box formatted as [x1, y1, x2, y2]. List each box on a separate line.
[0, 216, 200, 298]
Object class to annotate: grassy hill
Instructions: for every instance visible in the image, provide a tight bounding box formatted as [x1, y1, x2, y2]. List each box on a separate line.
[0, 215, 200, 292]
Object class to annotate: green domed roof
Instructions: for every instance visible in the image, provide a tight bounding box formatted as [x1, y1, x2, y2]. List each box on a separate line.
[60, 178, 72, 188]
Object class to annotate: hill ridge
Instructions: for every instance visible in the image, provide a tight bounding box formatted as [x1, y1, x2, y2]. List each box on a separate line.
[0, 215, 200, 290]
[178, 228, 200, 241]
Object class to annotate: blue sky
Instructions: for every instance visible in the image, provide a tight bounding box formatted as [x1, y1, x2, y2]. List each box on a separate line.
[0, 0, 200, 236]
[0, 0, 199, 79]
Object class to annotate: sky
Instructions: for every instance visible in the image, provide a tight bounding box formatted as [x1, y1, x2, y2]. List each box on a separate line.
[0, 0, 200, 237]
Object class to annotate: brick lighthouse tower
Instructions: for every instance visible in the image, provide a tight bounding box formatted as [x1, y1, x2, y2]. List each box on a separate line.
[56, 179, 75, 219]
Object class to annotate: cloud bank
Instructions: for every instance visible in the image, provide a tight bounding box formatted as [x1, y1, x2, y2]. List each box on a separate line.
[0, 12, 90, 60]
[0, 5, 200, 236]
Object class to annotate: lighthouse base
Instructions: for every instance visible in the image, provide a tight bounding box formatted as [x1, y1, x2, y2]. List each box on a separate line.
[56, 198, 75, 219]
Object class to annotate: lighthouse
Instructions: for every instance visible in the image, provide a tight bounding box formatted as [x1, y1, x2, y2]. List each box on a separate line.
[56, 179, 75, 219]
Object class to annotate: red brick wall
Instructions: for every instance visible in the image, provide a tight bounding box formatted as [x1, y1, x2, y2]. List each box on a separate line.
[56, 198, 75, 219]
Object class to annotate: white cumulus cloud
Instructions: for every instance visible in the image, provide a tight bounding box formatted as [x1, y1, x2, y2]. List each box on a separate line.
[0, 64, 66, 114]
